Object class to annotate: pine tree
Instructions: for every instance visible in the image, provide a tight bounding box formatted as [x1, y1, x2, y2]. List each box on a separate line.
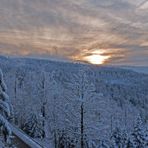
[111, 127, 128, 148]
[0, 69, 12, 144]
[130, 115, 147, 148]
[111, 127, 122, 148]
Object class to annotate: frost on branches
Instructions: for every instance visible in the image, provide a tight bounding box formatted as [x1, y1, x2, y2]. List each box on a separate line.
[0, 69, 13, 144]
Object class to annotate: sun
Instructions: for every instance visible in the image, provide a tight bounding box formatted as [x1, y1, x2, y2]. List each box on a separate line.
[85, 54, 110, 65]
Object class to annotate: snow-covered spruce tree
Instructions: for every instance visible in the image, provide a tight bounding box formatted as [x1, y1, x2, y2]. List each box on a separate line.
[130, 115, 148, 148]
[111, 127, 128, 148]
[38, 71, 46, 139]
[0, 69, 12, 144]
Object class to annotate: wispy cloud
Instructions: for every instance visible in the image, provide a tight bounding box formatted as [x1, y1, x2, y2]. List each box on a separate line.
[0, 0, 148, 66]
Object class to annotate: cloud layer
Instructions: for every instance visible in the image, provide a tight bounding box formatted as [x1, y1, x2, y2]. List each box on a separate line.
[0, 0, 148, 65]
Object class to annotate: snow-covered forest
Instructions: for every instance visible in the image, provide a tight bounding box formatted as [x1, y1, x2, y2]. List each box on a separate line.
[0, 56, 148, 147]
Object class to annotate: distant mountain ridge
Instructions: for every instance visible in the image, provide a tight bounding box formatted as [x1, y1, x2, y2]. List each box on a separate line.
[120, 66, 148, 74]
[0, 55, 148, 74]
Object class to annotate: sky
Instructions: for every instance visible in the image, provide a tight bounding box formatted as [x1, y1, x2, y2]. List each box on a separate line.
[0, 0, 148, 66]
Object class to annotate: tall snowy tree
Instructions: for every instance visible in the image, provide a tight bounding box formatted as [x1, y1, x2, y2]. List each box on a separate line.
[130, 115, 148, 148]
[46, 70, 66, 148]
[38, 71, 46, 139]
[66, 68, 100, 148]
[0, 69, 12, 143]
[111, 127, 128, 148]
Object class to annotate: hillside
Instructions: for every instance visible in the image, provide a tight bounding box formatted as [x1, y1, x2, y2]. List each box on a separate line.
[0, 56, 148, 147]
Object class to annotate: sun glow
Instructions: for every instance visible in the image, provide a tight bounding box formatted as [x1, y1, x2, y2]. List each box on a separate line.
[84, 49, 110, 65]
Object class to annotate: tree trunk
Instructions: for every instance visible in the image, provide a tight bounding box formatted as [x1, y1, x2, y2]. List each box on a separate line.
[15, 77, 17, 101]
[80, 103, 84, 148]
[41, 73, 46, 138]
[54, 131, 57, 148]
[41, 103, 45, 138]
